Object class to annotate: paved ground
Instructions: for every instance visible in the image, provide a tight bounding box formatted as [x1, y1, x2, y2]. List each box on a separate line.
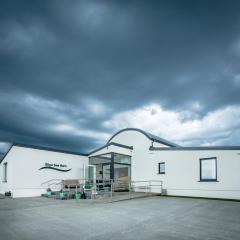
[0, 196, 240, 240]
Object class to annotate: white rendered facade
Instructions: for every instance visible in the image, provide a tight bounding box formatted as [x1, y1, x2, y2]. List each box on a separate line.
[0, 128, 240, 199]
[90, 129, 240, 200]
[0, 145, 88, 197]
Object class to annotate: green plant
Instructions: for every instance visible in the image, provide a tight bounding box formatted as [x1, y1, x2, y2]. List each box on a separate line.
[5, 191, 11, 197]
[104, 186, 110, 192]
[59, 190, 65, 199]
[47, 188, 52, 197]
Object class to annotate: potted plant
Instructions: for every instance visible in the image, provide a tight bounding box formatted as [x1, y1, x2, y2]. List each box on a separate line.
[59, 189, 65, 199]
[5, 191, 12, 198]
[47, 188, 52, 197]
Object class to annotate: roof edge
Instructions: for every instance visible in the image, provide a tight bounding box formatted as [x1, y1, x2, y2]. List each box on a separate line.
[12, 143, 88, 156]
[0, 144, 14, 164]
[88, 142, 133, 156]
[107, 128, 179, 147]
[149, 146, 240, 151]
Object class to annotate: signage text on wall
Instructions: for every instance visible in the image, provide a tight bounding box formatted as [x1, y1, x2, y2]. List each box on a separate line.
[39, 162, 72, 172]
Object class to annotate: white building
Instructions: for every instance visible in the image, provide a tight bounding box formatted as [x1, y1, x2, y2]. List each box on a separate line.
[1, 128, 240, 199]
[0, 144, 88, 198]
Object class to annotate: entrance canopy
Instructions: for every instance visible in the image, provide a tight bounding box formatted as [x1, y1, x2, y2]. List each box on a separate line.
[89, 152, 131, 182]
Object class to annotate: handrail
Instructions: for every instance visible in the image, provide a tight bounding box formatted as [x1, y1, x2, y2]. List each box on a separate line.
[41, 179, 163, 201]
[41, 179, 163, 187]
[41, 179, 63, 187]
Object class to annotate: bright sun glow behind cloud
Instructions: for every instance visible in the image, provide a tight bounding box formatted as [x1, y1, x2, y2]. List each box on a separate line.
[103, 103, 240, 146]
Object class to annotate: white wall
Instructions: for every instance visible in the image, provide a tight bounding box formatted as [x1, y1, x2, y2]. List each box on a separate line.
[1, 129, 239, 200]
[109, 130, 162, 183]
[133, 149, 240, 199]
[0, 151, 13, 196]
[0, 146, 88, 198]
[109, 130, 240, 199]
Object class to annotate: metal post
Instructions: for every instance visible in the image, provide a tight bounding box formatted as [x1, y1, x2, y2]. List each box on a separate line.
[83, 163, 85, 186]
[110, 179, 113, 202]
[110, 153, 114, 181]
[129, 181, 131, 200]
[149, 180, 151, 195]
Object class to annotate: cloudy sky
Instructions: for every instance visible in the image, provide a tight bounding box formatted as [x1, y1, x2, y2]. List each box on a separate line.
[0, 0, 240, 155]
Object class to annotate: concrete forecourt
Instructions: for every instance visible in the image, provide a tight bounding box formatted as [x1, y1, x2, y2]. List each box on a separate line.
[0, 196, 240, 240]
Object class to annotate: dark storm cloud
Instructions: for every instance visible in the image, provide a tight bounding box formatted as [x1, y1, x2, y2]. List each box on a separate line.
[0, 0, 240, 154]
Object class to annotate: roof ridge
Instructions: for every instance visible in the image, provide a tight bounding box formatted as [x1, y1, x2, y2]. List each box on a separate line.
[107, 128, 180, 147]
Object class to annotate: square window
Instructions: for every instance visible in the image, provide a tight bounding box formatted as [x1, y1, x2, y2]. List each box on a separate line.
[158, 162, 165, 174]
[200, 158, 217, 181]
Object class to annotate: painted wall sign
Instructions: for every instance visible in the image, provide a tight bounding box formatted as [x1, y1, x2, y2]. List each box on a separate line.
[39, 163, 72, 172]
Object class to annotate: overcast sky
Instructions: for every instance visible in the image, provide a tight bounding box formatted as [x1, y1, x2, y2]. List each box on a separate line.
[0, 0, 240, 155]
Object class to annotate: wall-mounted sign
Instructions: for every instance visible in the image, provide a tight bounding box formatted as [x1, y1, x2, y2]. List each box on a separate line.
[39, 163, 72, 172]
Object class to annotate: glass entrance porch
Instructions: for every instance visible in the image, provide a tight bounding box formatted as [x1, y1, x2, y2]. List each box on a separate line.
[89, 153, 131, 182]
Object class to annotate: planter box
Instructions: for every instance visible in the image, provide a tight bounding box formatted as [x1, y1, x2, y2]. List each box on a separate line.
[60, 192, 65, 199]
[129, 187, 135, 192]
[75, 193, 81, 199]
[104, 187, 110, 192]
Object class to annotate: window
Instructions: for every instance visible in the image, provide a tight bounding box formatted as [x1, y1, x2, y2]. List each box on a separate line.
[158, 162, 165, 174]
[200, 157, 217, 181]
[3, 162, 7, 182]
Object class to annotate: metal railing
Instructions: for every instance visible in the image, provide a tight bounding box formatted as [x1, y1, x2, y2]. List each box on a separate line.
[40, 178, 163, 201]
[41, 179, 63, 188]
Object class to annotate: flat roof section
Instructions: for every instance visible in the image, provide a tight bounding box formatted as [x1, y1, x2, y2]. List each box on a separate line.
[149, 146, 240, 151]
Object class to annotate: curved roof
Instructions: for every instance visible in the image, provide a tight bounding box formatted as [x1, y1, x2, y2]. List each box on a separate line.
[107, 128, 180, 147]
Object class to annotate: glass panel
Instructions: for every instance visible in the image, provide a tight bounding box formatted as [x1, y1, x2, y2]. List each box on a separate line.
[114, 164, 130, 182]
[89, 157, 110, 165]
[96, 164, 103, 180]
[88, 152, 131, 182]
[159, 163, 165, 173]
[201, 159, 216, 180]
[114, 153, 131, 164]
[3, 163, 7, 182]
[103, 164, 111, 180]
[88, 166, 94, 180]
[99, 153, 112, 159]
